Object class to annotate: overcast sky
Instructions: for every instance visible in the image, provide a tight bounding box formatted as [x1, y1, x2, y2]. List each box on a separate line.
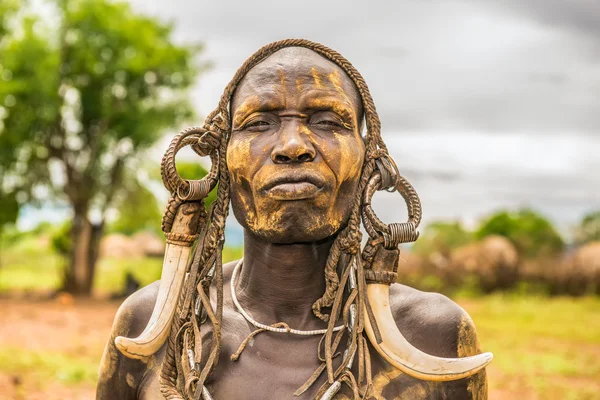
[22, 0, 600, 236]
[125, 0, 600, 237]
[128, 0, 600, 135]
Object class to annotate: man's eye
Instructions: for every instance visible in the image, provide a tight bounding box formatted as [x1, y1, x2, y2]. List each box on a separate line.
[314, 120, 342, 127]
[245, 120, 271, 128]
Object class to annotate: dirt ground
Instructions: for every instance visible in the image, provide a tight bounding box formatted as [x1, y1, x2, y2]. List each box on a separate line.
[0, 296, 555, 399]
[0, 296, 119, 400]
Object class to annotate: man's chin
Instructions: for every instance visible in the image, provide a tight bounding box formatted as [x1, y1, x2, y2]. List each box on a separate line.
[246, 220, 341, 244]
[231, 198, 347, 244]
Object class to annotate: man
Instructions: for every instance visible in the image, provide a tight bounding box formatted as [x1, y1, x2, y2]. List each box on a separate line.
[97, 39, 490, 400]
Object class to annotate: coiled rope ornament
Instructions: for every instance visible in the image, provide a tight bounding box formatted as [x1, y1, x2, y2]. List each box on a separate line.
[361, 159, 422, 250]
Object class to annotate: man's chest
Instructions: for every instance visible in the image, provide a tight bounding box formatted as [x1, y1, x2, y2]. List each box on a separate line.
[137, 328, 459, 400]
[138, 367, 451, 400]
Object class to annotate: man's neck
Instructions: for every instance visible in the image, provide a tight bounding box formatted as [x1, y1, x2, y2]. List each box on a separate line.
[235, 230, 333, 330]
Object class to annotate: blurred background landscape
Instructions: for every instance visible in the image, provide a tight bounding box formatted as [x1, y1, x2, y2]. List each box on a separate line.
[0, 0, 599, 399]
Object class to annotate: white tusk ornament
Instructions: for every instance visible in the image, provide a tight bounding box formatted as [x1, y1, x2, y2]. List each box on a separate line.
[365, 283, 493, 381]
[115, 202, 201, 359]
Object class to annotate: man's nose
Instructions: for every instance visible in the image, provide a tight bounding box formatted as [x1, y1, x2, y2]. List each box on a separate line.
[271, 120, 316, 164]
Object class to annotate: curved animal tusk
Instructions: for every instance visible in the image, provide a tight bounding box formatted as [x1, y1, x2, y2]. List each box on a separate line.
[365, 283, 493, 381]
[115, 243, 191, 359]
[115, 202, 202, 360]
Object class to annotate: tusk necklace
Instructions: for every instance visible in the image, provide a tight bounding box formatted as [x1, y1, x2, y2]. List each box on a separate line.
[230, 258, 345, 335]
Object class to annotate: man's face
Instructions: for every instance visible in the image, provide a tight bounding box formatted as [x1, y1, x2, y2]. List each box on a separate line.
[227, 48, 365, 243]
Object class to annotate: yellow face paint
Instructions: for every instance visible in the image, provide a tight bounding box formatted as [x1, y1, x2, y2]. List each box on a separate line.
[232, 95, 261, 128]
[295, 77, 303, 93]
[311, 67, 323, 87]
[327, 69, 344, 94]
[227, 48, 365, 243]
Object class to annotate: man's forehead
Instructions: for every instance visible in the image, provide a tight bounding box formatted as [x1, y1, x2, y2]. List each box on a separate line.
[232, 47, 362, 112]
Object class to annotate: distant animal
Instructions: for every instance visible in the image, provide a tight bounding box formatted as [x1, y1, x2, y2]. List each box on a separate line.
[448, 235, 519, 292]
[110, 272, 141, 299]
[559, 241, 600, 295]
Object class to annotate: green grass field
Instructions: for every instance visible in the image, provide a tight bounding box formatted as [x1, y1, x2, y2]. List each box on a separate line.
[0, 235, 243, 295]
[465, 294, 600, 399]
[0, 238, 599, 399]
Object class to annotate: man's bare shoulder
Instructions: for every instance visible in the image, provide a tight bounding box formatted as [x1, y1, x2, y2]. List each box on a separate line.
[113, 259, 237, 330]
[388, 283, 480, 357]
[114, 281, 160, 333]
[377, 284, 488, 400]
[96, 281, 160, 400]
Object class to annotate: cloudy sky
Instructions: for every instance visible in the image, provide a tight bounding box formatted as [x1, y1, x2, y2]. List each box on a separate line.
[125, 0, 600, 236]
[25, 0, 597, 237]
[127, 0, 600, 134]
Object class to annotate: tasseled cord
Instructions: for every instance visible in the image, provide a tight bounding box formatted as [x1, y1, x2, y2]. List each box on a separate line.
[230, 322, 291, 361]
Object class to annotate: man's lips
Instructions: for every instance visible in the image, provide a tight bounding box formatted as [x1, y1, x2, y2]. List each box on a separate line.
[261, 171, 326, 200]
[266, 181, 322, 200]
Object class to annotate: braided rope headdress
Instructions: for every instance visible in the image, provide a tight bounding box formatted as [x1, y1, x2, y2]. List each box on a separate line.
[158, 39, 422, 399]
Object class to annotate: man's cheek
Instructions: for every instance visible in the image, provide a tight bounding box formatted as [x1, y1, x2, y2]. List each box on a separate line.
[331, 135, 364, 184]
[227, 136, 256, 185]
[230, 175, 259, 231]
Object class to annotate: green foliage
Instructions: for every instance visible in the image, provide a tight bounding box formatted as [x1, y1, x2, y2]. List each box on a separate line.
[411, 220, 473, 256]
[109, 176, 162, 236]
[0, 191, 18, 228]
[0, 192, 19, 262]
[575, 210, 600, 244]
[0, 14, 60, 193]
[0, 0, 205, 292]
[0, 221, 61, 250]
[0, 224, 22, 246]
[452, 275, 484, 298]
[30, 221, 55, 235]
[476, 209, 564, 258]
[0, 232, 62, 291]
[109, 160, 213, 236]
[176, 161, 210, 181]
[0, 0, 21, 37]
[0, 0, 204, 225]
[50, 221, 71, 255]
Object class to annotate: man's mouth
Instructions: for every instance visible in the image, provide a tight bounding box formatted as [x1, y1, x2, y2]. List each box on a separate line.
[261, 171, 326, 201]
[267, 181, 322, 200]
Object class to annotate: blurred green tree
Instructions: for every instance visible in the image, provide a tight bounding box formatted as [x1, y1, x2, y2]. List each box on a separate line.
[0, 0, 20, 37]
[0, 0, 205, 294]
[475, 209, 564, 258]
[574, 210, 600, 244]
[0, 0, 23, 258]
[109, 172, 163, 236]
[411, 221, 473, 256]
[51, 220, 72, 256]
[0, 191, 18, 266]
[108, 161, 213, 236]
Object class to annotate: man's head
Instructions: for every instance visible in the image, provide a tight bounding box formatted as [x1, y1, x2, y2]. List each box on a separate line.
[227, 47, 366, 243]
